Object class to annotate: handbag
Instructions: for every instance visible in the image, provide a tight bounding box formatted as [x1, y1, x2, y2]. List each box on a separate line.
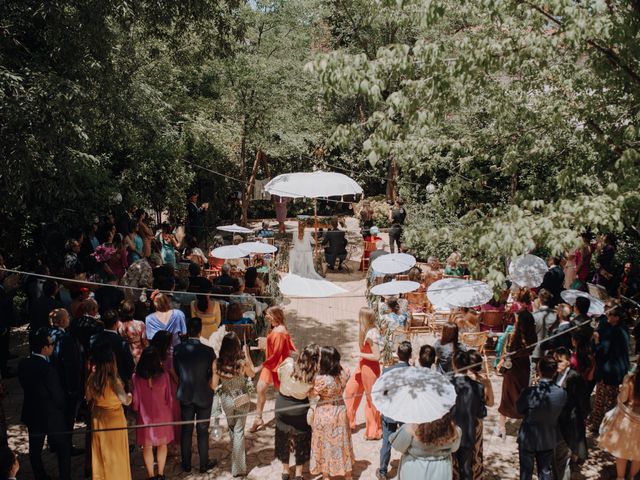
[306, 406, 315, 426]
[496, 332, 513, 374]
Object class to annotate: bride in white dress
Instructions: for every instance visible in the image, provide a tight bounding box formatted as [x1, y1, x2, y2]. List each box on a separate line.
[289, 221, 323, 279]
[279, 220, 347, 297]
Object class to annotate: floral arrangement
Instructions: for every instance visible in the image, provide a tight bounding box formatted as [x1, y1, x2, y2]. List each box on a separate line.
[90, 244, 116, 263]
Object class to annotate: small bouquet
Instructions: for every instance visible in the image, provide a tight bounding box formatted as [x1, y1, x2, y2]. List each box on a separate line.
[91, 244, 116, 263]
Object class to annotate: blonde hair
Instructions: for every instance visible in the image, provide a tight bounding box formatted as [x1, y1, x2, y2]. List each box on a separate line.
[266, 306, 286, 326]
[446, 252, 461, 267]
[153, 293, 172, 312]
[358, 307, 377, 349]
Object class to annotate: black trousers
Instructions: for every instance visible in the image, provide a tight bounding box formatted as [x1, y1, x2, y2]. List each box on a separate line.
[389, 227, 402, 253]
[519, 446, 553, 480]
[180, 402, 212, 469]
[63, 394, 79, 448]
[28, 423, 71, 480]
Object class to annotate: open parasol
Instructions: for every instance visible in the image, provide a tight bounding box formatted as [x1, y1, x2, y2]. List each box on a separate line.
[508, 254, 547, 288]
[427, 278, 493, 309]
[370, 253, 416, 275]
[560, 289, 605, 316]
[210, 245, 248, 260]
[217, 224, 253, 234]
[238, 241, 278, 254]
[370, 280, 421, 296]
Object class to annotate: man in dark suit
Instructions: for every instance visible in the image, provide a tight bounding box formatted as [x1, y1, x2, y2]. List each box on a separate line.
[186, 193, 208, 243]
[540, 257, 565, 307]
[93, 277, 125, 317]
[187, 262, 212, 293]
[451, 350, 486, 479]
[173, 317, 217, 473]
[376, 341, 412, 480]
[48, 309, 83, 456]
[18, 328, 70, 480]
[29, 279, 61, 331]
[517, 355, 567, 480]
[213, 263, 236, 289]
[89, 309, 134, 388]
[321, 217, 348, 270]
[553, 347, 590, 480]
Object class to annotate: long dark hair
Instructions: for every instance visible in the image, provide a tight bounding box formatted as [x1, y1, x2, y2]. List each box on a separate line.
[414, 411, 457, 446]
[571, 328, 593, 373]
[196, 294, 209, 313]
[217, 332, 244, 375]
[150, 330, 173, 361]
[510, 310, 537, 352]
[136, 346, 164, 380]
[440, 322, 459, 351]
[86, 347, 120, 399]
[245, 267, 258, 288]
[292, 343, 320, 384]
[318, 346, 342, 377]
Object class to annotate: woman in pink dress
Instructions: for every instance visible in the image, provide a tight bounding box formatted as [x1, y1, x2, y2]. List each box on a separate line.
[310, 346, 354, 480]
[150, 331, 181, 444]
[132, 346, 175, 480]
[117, 300, 148, 363]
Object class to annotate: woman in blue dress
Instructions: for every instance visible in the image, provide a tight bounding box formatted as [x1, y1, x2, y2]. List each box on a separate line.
[390, 412, 461, 480]
[145, 292, 186, 348]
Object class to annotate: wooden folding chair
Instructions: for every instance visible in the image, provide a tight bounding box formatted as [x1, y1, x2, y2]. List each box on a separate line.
[429, 311, 450, 336]
[360, 240, 378, 271]
[460, 331, 490, 375]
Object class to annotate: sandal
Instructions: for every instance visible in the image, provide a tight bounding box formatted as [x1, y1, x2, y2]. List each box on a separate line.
[249, 417, 265, 433]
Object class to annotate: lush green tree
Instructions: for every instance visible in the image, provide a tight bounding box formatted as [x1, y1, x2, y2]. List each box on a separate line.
[310, 0, 640, 285]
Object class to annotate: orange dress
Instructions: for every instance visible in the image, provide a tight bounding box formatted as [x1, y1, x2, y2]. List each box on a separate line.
[90, 384, 131, 480]
[259, 330, 296, 389]
[344, 329, 382, 439]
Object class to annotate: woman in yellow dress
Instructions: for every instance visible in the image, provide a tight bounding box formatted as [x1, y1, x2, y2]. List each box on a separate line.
[86, 347, 133, 480]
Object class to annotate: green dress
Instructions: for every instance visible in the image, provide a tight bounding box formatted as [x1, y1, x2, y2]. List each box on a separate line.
[390, 424, 461, 480]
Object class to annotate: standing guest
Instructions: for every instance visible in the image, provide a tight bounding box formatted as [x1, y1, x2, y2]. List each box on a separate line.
[593, 234, 616, 295]
[516, 356, 567, 480]
[94, 276, 125, 317]
[124, 220, 144, 264]
[563, 247, 578, 289]
[106, 233, 128, 279]
[553, 347, 590, 480]
[30, 279, 61, 331]
[434, 323, 464, 374]
[256, 221, 274, 239]
[570, 329, 596, 393]
[85, 346, 132, 480]
[136, 209, 154, 258]
[598, 369, 640, 480]
[531, 289, 557, 381]
[547, 303, 573, 351]
[618, 261, 639, 299]
[540, 257, 565, 307]
[117, 299, 148, 364]
[574, 233, 593, 290]
[377, 341, 413, 480]
[173, 317, 217, 474]
[309, 346, 354, 480]
[150, 331, 181, 444]
[116, 205, 137, 237]
[345, 307, 382, 440]
[48, 309, 83, 456]
[359, 200, 374, 238]
[388, 198, 406, 253]
[451, 307, 479, 333]
[63, 238, 84, 276]
[590, 304, 630, 434]
[131, 346, 175, 480]
[390, 412, 461, 480]
[211, 332, 259, 478]
[249, 306, 296, 433]
[273, 195, 290, 234]
[418, 344, 436, 369]
[18, 328, 70, 480]
[244, 266, 265, 295]
[145, 292, 187, 348]
[0, 445, 19, 479]
[451, 350, 486, 480]
[191, 294, 221, 339]
[321, 217, 348, 271]
[274, 344, 320, 480]
[497, 310, 537, 439]
[186, 193, 209, 243]
[70, 298, 104, 379]
[509, 288, 534, 318]
[467, 350, 494, 480]
[157, 222, 179, 268]
[90, 309, 135, 388]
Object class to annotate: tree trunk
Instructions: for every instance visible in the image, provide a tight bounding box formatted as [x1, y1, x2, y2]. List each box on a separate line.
[241, 149, 265, 226]
[386, 159, 397, 202]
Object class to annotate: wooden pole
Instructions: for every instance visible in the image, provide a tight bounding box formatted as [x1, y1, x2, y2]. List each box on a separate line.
[242, 149, 264, 226]
[313, 199, 318, 255]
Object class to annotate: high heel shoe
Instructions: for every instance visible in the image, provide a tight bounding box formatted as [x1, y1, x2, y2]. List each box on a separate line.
[249, 417, 265, 433]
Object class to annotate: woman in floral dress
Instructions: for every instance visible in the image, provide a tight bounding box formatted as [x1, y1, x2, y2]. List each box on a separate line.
[310, 346, 354, 480]
[117, 299, 148, 364]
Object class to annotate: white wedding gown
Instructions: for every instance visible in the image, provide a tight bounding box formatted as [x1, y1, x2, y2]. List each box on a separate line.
[279, 230, 347, 297]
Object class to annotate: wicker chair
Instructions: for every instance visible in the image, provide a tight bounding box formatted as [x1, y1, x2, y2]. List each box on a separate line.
[479, 310, 505, 332]
[460, 331, 490, 375]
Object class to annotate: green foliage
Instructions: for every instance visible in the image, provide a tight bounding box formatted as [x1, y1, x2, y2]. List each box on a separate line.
[311, 0, 640, 287]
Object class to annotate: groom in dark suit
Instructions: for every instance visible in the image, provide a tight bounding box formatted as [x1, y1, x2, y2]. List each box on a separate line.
[517, 355, 567, 480]
[322, 217, 348, 270]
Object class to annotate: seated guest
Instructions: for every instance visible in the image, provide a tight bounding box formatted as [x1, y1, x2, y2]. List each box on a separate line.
[256, 221, 274, 239]
[187, 262, 212, 293]
[360, 226, 383, 271]
[434, 323, 464, 374]
[381, 298, 408, 331]
[407, 266, 426, 292]
[422, 257, 442, 287]
[444, 252, 465, 277]
[451, 350, 486, 480]
[182, 235, 207, 268]
[418, 344, 436, 368]
[229, 279, 267, 321]
[450, 307, 480, 333]
[322, 217, 348, 270]
[227, 235, 248, 271]
[214, 263, 236, 289]
[244, 267, 265, 294]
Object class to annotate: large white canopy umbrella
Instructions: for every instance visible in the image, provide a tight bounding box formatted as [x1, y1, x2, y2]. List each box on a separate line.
[210, 245, 248, 260]
[217, 224, 253, 234]
[370, 280, 421, 296]
[238, 241, 278, 254]
[427, 278, 493, 309]
[509, 254, 548, 288]
[370, 253, 416, 275]
[372, 367, 457, 423]
[264, 171, 363, 199]
[561, 289, 605, 316]
[278, 273, 347, 298]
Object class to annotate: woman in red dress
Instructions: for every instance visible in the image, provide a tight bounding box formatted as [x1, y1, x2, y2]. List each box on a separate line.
[250, 306, 296, 432]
